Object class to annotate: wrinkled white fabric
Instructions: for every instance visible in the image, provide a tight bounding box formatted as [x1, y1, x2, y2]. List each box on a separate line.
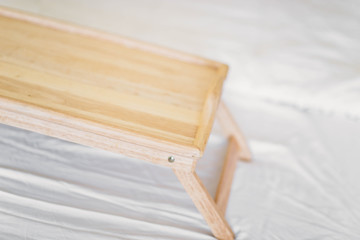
[0, 0, 360, 239]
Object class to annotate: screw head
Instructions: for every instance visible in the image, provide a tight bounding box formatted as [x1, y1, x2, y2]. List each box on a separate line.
[168, 156, 175, 163]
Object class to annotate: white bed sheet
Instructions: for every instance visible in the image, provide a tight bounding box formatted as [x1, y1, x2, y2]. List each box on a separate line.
[0, 1, 360, 239]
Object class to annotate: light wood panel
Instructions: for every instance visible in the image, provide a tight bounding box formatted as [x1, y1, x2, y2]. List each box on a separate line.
[0, 6, 228, 160]
[0, 97, 196, 170]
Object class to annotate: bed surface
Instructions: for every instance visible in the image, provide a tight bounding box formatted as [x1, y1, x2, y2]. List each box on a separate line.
[0, 0, 359, 239]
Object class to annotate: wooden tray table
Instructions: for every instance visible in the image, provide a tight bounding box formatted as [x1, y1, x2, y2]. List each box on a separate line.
[0, 7, 251, 240]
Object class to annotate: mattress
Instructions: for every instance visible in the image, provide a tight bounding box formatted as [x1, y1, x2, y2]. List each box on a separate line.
[0, 0, 359, 239]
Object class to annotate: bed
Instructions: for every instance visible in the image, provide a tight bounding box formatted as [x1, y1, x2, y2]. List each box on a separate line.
[0, 1, 359, 239]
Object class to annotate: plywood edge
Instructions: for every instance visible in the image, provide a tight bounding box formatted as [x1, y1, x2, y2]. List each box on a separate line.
[194, 64, 229, 153]
[0, 102, 197, 171]
[0, 97, 202, 160]
[0, 6, 221, 69]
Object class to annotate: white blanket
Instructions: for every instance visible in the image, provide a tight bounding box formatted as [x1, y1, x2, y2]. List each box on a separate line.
[0, 0, 360, 239]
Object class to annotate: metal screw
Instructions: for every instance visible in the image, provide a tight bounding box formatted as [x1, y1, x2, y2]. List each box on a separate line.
[168, 156, 175, 163]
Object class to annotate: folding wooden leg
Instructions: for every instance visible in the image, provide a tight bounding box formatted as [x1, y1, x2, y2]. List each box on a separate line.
[173, 168, 234, 240]
[172, 100, 251, 239]
[217, 100, 251, 162]
[215, 136, 239, 215]
[215, 100, 252, 215]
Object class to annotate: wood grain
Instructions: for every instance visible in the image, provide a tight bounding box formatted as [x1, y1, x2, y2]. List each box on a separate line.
[173, 168, 234, 240]
[0, 7, 241, 239]
[0, 97, 196, 170]
[0, 6, 228, 162]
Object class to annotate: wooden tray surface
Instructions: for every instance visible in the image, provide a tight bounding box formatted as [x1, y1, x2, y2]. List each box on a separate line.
[0, 7, 228, 160]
